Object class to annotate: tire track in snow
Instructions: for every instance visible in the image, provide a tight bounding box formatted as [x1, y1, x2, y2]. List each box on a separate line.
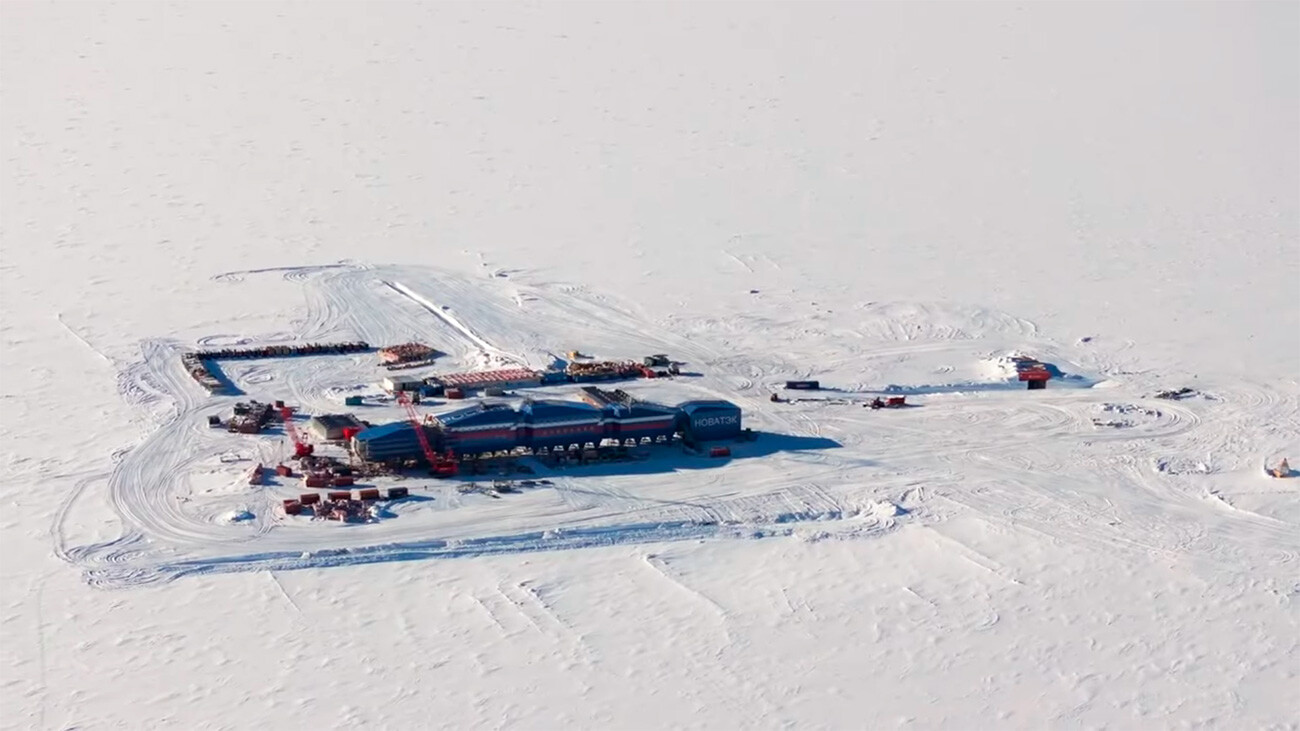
[386, 280, 529, 367]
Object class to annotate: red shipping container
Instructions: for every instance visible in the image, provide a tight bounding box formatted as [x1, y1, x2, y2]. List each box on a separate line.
[445, 388, 465, 399]
[303, 474, 329, 488]
[283, 500, 302, 515]
[327, 491, 352, 502]
[358, 488, 381, 501]
[331, 475, 355, 487]
[275, 464, 293, 477]
[298, 493, 321, 505]
[886, 396, 906, 407]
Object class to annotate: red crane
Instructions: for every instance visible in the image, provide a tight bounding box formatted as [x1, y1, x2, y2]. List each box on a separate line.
[395, 390, 458, 476]
[280, 406, 314, 459]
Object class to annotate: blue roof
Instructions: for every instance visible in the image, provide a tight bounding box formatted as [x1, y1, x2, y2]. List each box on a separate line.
[520, 400, 602, 422]
[623, 402, 679, 418]
[677, 400, 740, 415]
[437, 402, 518, 428]
[353, 421, 413, 442]
[521, 399, 601, 413]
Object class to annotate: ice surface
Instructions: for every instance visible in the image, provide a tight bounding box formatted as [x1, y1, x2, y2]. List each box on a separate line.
[2, 2, 1297, 729]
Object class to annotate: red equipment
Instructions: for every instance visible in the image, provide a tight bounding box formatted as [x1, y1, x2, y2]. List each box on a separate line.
[280, 406, 314, 459]
[395, 391, 458, 477]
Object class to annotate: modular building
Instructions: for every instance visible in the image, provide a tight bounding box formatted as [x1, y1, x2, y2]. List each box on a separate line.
[432, 368, 543, 391]
[520, 400, 607, 451]
[307, 414, 365, 441]
[678, 400, 744, 442]
[382, 376, 424, 393]
[350, 396, 743, 463]
[436, 402, 525, 455]
[351, 422, 444, 463]
[605, 401, 681, 443]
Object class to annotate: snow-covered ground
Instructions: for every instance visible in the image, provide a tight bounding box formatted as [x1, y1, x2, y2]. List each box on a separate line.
[2, 2, 1297, 729]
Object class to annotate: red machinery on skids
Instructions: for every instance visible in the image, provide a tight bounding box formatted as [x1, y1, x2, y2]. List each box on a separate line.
[395, 390, 458, 477]
[280, 406, 315, 459]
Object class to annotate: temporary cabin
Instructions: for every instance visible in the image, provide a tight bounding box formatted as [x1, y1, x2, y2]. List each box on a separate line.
[307, 414, 365, 442]
[382, 376, 423, 393]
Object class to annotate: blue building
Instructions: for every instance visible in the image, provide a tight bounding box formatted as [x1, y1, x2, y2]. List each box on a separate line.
[604, 401, 680, 444]
[520, 399, 607, 451]
[349, 396, 742, 462]
[437, 402, 523, 455]
[678, 400, 744, 442]
[350, 421, 443, 463]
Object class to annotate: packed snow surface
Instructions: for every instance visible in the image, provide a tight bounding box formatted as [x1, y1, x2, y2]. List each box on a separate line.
[2, 2, 1298, 729]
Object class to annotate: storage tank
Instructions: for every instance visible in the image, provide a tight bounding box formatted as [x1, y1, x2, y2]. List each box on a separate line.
[677, 400, 743, 442]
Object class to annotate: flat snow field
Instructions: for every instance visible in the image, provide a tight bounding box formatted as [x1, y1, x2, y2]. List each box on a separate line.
[2, 2, 1298, 730]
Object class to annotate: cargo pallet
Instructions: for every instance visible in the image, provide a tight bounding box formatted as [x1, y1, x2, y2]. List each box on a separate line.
[281, 486, 412, 521]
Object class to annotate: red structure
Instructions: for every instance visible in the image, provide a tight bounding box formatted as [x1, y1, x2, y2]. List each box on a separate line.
[379, 342, 435, 364]
[280, 406, 314, 458]
[396, 390, 459, 477]
[1010, 356, 1052, 381]
[434, 367, 541, 389]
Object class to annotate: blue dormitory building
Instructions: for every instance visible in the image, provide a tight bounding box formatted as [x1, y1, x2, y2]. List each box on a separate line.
[351, 397, 742, 463]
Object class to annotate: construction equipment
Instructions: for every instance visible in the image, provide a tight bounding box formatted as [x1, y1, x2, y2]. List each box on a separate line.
[395, 390, 458, 477]
[280, 406, 315, 459]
